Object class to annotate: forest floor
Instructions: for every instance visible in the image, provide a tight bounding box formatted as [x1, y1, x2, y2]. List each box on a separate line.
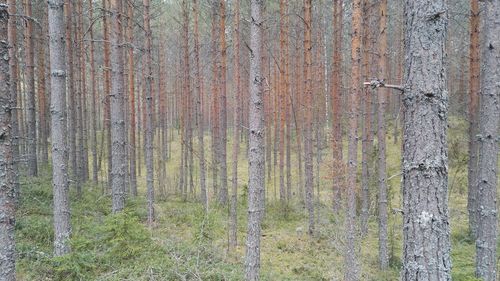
[16, 117, 496, 280]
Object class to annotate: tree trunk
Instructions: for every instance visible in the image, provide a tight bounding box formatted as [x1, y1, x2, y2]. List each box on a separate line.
[37, 6, 48, 165]
[377, 0, 389, 270]
[24, 0, 38, 176]
[127, 0, 137, 196]
[109, 0, 127, 213]
[245, 0, 264, 279]
[143, 0, 154, 225]
[0, 4, 16, 279]
[229, 0, 241, 249]
[303, 0, 314, 236]
[48, 0, 71, 256]
[344, 0, 362, 278]
[401, 1, 451, 280]
[474, 1, 499, 279]
[210, 2, 219, 199]
[193, 0, 207, 210]
[331, 0, 343, 213]
[278, 0, 286, 204]
[103, 0, 112, 190]
[89, 0, 99, 184]
[218, 0, 228, 205]
[7, 0, 19, 200]
[77, 0, 88, 182]
[467, 0, 480, 239]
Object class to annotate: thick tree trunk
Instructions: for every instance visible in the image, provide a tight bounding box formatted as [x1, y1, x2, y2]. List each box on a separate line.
[377, 0, 389, 270]
[229, 0, 241, 249]
[143, 0, 154, 225]
[48, 0, 71, 256]
[401, 1, 451, 280]
[0, 4, 16, 279]
[474, 1, 499, 279]
[467, 0, 480, 239]
[7, 0, 19, 199]
[245, 0, 264, 279]
[304, 0, 314, 236]
[109, 0, 127, 213]
[344, 0, 362, 279]
[24, 0, 38, 176]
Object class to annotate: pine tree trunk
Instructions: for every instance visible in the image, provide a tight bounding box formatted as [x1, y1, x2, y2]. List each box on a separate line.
[0, 4, 16, 279]
[24, 0, 38, 176]
[245, 0, 264, 278]
[401, 1, 451, 279]
[303, 0, 314, 236]
[377, 0, 389, 269]
[7, 0, 19, 200]
[143, 0, 154, 225]
[48, 0, 71, 256]
[103, 0, 112, 190]
[193, 0, 207, 210]
[37, 7, 48, 165]
[229, 0, 241, 249]
[127, 0, 137, 196]
[218, 0, 228, 205]
[278, 0, 286, 204]
[109, 0, 127, 213]
[331, 0, 343, 212]
[467, 0, 480, 239]
[89, 0, 99, 184]
[474, 1, 499, 279]
[344, 0, 362, 278]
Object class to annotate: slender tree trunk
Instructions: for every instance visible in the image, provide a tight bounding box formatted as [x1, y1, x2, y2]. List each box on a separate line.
[127, 0, 137, 196]
[331, 0, 343, 212]
[211, 2, 219, 199]
[0, 4, 16, 279]
[344, 0, 362, 278]
[218, 0, 228, 205]
[24, 0, 37, 176]
[48, 0, 71, 256]
[77, 0, 88, 182]
[467, 0, 480, 239]
[143, 0, 154, 225]
[103, 0, 112, 190]
[245, 1, 264, 279]
[278, 0, 286, 204]
[109, 0, 126, 213]
[304, 0, 314, 236]
[401, 1, 451, 280]
[474, 1, 499, 279]
[65, 0, 77, 189]
[229, 0, 241, 249]
[89, 0, 98, 184]
[37, 8, 48, 165]
[193, 0, 207, 210]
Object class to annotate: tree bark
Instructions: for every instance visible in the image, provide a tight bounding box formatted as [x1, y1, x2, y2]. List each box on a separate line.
[245, 0, 265, 279]
[24, 0, 38, 176]
[331, 0, 343, 213]
[109, 0, 127, 213]
[143, 0, 154, 225]
[304, 0, 314, 236]
[127, 0, 137, 196]
[474, 1, 499, 279]
[48, 0, 71, 256]
[467, 0, 480, 239]
[344, 0, 362, 278]
[401, 1, 451, 280]
[193, 0, 207, 211]
[89, 0, 99, 184]
[0, 4, 16, 279]
[218, 0, 228, 205]
[229, 0, 241, 249]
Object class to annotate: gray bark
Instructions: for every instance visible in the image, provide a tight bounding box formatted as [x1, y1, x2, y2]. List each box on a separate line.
[110, 0, 126, 213]
[48, 0, 71, 256]
[24, 0, 37, 176]
[0, 4, 16, 279]
[401, 0, 451, 280]
[377, 0, 389, 270]
[475, 1, 499, 279]
[143, 0, 154, 225]
[245, 0, 265, 279]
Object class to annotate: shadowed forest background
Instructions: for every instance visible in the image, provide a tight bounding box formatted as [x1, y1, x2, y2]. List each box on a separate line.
[0, 0, 498, 280]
